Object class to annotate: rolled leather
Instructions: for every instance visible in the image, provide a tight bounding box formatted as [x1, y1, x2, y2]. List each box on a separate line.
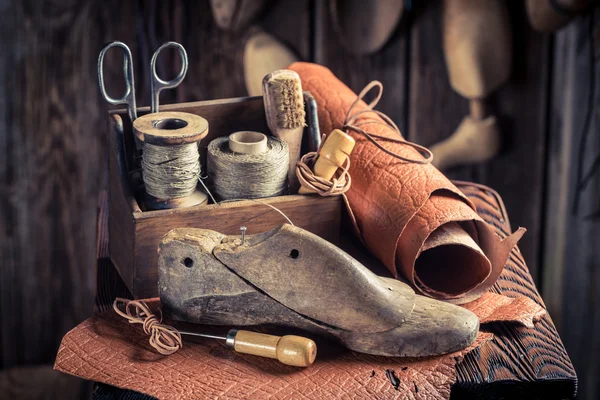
[289, 62, 525, 304]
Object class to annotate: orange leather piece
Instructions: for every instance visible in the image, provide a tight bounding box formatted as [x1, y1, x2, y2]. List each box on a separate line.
[288, 62, 525, 304]
[54, 292, 545, 399]
[55, 298, 495, 400]
[462, 292, 546, 329]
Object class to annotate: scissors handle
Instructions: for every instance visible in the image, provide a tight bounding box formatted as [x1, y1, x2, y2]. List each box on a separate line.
[98, 41, 137, 124]
[150, 42, 189, 113]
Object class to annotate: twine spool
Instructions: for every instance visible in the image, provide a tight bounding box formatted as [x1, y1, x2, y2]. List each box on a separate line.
[207, 132, 289, 200]
[142, 143, 200, 198]
[133, 111, 210, 210]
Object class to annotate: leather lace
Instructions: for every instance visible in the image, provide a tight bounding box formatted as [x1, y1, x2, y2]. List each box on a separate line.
[296, 81, 432, 196]
[343, 81, 433, 165]
[113, 298, 182, 355]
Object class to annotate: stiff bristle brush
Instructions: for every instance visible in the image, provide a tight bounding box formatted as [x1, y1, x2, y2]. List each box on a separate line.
[263, 70, 306, 193]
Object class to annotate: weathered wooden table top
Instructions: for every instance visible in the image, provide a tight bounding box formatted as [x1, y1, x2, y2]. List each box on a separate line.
[91, 183, 577, 399]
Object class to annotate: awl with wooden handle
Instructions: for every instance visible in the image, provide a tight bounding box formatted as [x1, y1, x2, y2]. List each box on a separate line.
[179, 329, 317, 367]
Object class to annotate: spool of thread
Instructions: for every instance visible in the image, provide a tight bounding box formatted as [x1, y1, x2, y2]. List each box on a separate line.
[207, 132, 289, 200]
[133, 111, 210, 210]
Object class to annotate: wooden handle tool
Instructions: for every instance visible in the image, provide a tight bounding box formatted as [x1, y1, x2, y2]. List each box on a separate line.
[262, 69, 306, 192]
[180, 329, 317, 367]
[298, 129, 355, 194]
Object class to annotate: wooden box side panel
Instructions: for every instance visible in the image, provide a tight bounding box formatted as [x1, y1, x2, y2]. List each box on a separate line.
[132, 195, 342, 299]
[108, 115, 137, 293]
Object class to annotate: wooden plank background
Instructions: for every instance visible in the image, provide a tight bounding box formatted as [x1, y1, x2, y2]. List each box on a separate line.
[0, 0, 596, 398]
[542, 10, 600, 400]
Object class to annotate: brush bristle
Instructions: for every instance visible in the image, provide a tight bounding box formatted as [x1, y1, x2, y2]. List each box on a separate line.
[268, 77, 306, 130]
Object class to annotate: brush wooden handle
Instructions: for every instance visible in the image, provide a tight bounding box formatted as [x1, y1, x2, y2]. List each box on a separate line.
[262, 70, 305, 193]
[279, 129, 304, 192]
[232, 330, 317, 367]
[298, 129, 355, 194]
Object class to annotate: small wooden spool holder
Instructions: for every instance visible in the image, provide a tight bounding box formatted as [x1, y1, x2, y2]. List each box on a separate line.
[108, 95, 342, 298]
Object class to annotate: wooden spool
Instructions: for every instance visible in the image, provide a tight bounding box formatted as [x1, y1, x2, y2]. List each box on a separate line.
[228, 131, 268, 155]
[133, 111, 209, 210]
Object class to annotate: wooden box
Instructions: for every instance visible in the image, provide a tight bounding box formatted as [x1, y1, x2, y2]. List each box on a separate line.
[108, 96, 343, 299]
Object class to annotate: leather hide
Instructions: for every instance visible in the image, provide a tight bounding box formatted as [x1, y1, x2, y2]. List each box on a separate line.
[288, 62, 525, 304]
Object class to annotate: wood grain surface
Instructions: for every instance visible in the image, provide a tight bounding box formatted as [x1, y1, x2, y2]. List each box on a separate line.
[0, 0, 107, 368]
[542, 11, 600, 400]
[452, 182, 576, 399]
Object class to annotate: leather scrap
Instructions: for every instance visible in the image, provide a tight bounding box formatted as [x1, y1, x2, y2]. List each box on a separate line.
[54, 298, 493, 400]
[288, 62, 525, 304]
[462, 292, 546, 329]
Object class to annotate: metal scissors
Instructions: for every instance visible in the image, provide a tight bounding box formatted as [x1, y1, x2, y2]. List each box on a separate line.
[97, 40, 189, 125]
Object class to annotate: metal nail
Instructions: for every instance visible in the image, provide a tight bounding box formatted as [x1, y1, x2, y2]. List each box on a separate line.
[240, 226, 247, 245]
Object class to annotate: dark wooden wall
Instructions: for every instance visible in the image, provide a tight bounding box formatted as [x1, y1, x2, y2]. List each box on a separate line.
[542, 10, 600, 399]
[0, 0, 596, 399]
